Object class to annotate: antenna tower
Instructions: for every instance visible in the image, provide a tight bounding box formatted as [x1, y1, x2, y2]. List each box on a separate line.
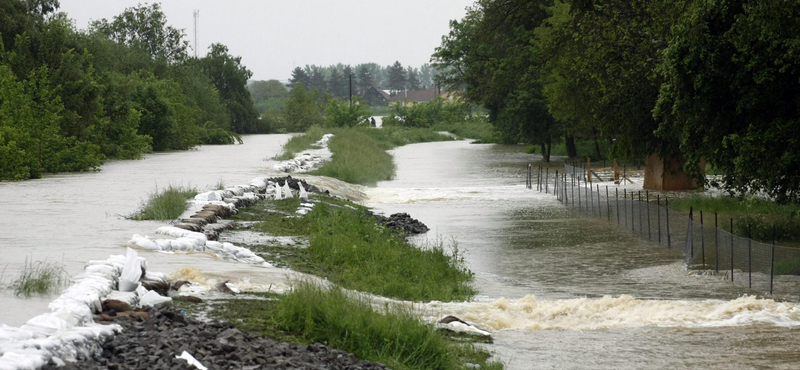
[192, 10, 199, 58]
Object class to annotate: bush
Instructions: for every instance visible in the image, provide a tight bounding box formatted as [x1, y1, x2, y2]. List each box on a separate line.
[325, 97, 371, 127]
[132, 185, 197, 220]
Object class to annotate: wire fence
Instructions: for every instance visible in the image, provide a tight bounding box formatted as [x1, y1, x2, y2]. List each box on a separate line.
[525, 163, 800, 299]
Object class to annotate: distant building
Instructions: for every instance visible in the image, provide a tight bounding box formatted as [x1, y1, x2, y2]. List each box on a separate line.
[388, 88, 453, 106]
[359, 86, 391, 106]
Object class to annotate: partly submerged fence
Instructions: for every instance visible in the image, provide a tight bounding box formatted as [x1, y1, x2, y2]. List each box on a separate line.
[525, 163, 800, 299]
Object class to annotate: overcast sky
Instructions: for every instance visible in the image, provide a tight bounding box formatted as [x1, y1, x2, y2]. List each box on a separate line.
[59, 0, 473, 81]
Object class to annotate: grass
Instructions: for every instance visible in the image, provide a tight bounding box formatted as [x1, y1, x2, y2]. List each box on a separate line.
[131, 185, 197, 220]
[232, 196, 475, 302]
[6, 258, 69, 297]
[431, 120, 498, 143]
[311, 126, 451, 185]
[773, 257, 800, 275]
[208, 284, 502, 370]
[274, 126, 326, 160]
[670, 194, 800, 243]
[214, 179, 226, 190]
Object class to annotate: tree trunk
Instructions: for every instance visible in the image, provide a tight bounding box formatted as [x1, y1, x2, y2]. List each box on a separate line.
[565, 135, 577, 158]
[544, 137, 552, 163]
[594, 139, 602, 160]
[540, 143, 546, 158]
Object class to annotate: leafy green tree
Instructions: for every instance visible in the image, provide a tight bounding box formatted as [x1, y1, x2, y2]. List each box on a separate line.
[283, 82, 324, 131]
[198, 43, 259, 133]
[248, 79, 289, 113]
[654, 0, 800, 201]
[90, 3, 188, 63]
[327, 67, 347, 99]
[387, 61, 406, 94]
[356, 65, 373, 93]
[325, 97, 371, 127]
[308, 65, 326, 92]
[419, 63, 433, 88]
[289, 66, 309, 87]
[406, 66, 420, 90]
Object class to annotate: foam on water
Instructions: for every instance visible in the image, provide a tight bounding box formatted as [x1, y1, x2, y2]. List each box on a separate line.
[422, 295, 800, 331]
[364, 185, 555, 205]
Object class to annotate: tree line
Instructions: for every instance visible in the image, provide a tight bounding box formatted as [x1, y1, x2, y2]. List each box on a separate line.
[0, 1, 260, 180]
[432, 0, 800, 202]
[289, 62, 440, 99]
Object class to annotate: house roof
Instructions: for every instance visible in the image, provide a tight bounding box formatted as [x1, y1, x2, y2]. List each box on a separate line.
[388, 89, 443, 103]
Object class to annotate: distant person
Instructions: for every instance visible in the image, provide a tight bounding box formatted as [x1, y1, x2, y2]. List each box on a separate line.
[370, 117, 376, 127]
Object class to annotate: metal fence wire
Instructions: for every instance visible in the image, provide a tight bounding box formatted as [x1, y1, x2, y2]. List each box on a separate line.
[528, 163, 800, 299]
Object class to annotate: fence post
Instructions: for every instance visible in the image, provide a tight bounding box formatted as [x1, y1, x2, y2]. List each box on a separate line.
[646, 191, 651, 240]
[770, 225, 775, 296]
[623, 189, 627, 228]
[571, 173, 575, 208]
[587, 157, 592, 183]
[657, 195, 661, 243]
[631, 193, 635, 233]
[730, 218, 734, 283]
[715, 212, 719, 275]
[701, 211, 705, 269]
[578, 176, 583, 210]
[555, 170, 559, 199]
[690, 207, 694, 259]
[616, 188, 620, 225]
[597, 184, 603, 218]
[606, 186, 610, 221]
[666, 197, 671, 248]
[545, 167, 549, 194]
[585, 180, 589, 213]
[638, 192, 643, 236]
[748, 224, 752, 289]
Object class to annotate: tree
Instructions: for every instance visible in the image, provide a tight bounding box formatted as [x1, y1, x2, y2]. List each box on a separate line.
[654, 0, 800, 201]
[325, 97, 371, 127]
[419, 63, 433, 88]
[387, 61, 406, 94]
[327, 67, 347, 99]
[198, 43, 259, 133]
[406, 66, 421, 90]
[356, 65, 373, 94]
[90, 3, 188, 63]
[308, 65, 327, 92]
[283, 82, 324, 131]
[289, 66, 309, 87]
[248, 79, 289, 113]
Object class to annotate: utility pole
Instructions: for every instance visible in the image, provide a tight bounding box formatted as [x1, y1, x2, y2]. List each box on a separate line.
[192, 10, 199, 58]
[349, 73, 353, 107]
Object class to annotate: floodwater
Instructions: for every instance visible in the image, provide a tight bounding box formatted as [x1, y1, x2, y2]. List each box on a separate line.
[365, 141, 800, 370]
[0, 135, 299, 326]
[1, 135, 799, 369]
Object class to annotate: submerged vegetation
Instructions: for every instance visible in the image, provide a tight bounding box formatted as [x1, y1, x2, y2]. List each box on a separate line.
[233, 196, 475, 302]
[5, 259, 70, 297]
[670, 195, 800, 243]
[132, 185, 197, 221]
[205, 284, 501, 370]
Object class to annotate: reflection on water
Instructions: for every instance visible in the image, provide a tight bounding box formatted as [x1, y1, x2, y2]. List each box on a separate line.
[367, 140, 800, 370]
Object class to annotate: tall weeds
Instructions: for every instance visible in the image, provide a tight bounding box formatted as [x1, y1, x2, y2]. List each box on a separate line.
[132, 185, 197, 220]
[7, 258, 69, 297]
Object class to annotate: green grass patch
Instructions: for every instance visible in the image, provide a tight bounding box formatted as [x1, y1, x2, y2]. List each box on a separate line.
[431, 120, 498, 143]
[6, 259, 69, 297]
[210, 284, 501, 370]
[670, 194, 800, 242]
[131, 185, 197, 220]
[232, 196, 475, 302]
[311, 127, 451, 185]
[275, 125, 326, 160]
[773, 257, 800, 275]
